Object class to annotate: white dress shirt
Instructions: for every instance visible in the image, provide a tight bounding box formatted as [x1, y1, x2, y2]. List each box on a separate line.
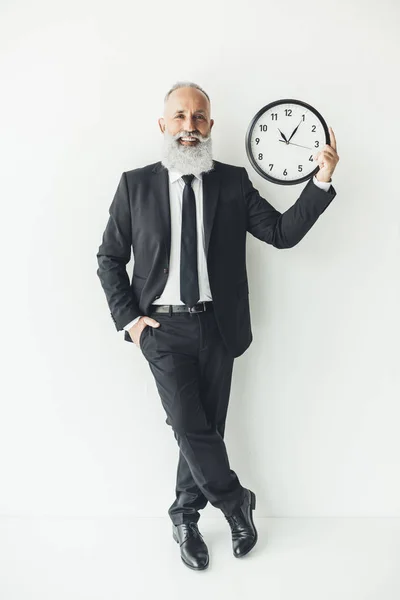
[123, 172, 331, 331]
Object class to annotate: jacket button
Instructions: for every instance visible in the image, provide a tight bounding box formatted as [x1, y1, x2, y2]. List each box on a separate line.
[163, 268, 169, 274]
[154, 295, 160, 299]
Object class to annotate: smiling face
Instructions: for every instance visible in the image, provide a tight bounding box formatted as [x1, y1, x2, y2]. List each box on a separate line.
[158, 86, 215, 176]
[159, 86, 214, 142]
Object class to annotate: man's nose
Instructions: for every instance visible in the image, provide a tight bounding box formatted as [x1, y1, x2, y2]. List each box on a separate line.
[183, 117, 197, 131]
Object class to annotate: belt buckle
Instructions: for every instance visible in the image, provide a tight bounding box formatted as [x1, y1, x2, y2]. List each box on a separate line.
[188, 301, 206, 313]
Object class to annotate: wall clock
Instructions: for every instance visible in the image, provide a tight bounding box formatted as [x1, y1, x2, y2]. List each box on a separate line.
[245, 98, 330, 185]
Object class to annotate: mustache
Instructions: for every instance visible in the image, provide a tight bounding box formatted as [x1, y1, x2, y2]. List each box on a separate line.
[174, 131, 210, 142]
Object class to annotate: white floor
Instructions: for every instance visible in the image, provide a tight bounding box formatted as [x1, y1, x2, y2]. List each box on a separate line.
[1, 516, 399, 599]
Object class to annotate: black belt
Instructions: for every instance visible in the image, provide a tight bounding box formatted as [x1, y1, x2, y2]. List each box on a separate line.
[150, 301, 213, 315]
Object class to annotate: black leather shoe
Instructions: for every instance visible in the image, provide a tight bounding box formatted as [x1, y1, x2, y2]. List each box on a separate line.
[172, 522, 209, 570]
[224, 488, 258, 558]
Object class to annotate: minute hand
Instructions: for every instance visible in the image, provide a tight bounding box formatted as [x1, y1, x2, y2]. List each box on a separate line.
[279, 140, 313, 150]
[287, 119, 302, 143]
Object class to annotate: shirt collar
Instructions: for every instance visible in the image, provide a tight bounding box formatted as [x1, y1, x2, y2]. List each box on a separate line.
[168, 169, 203, 184]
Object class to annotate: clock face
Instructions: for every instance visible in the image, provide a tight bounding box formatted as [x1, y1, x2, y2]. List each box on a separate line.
[245, 98, 330, 185]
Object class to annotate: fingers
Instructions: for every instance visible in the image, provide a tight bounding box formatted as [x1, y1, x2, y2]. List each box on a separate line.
[136, 316, 160, 348]
[323, 143, 337, 157]
[328, 126, 337, 152]
[313, 146, 337, 161]
[313, 128, 338, 160]
[142, 316, 160, 327]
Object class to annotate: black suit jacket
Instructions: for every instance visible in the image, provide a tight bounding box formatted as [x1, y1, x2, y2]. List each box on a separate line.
[96, 159, 336, 357]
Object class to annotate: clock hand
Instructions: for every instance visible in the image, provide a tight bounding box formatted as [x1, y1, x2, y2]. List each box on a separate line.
[277, 128, 288, 143]
[279, 140, 313, 150]
[287, 119, 303, 143]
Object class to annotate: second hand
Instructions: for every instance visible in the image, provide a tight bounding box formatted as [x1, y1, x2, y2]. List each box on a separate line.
[279, 140, 313, 150]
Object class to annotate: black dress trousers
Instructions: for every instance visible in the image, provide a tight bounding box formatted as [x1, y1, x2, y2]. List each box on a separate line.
[139, 305, 246, 525]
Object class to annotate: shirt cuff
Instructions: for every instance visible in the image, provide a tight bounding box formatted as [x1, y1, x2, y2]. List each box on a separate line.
[313, 175, 331, 191]
[123, 316, 142, 331]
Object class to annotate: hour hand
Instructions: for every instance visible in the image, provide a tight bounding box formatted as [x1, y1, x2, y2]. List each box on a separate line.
[277, 128, 288, 143]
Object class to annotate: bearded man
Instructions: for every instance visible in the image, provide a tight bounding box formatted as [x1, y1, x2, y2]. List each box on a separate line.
[96, 81, 339, 570]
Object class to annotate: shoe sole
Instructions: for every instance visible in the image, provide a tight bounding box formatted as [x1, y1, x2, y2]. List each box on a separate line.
[234, 490, 258, 559]
[172, 528, 210, 570]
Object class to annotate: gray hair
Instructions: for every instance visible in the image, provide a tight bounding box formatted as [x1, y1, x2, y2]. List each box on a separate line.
[164, 81, 211, 105]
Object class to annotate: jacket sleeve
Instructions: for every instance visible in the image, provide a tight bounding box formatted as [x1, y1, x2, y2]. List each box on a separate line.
[96, 172, 141, 331]
[242, 167, 336, 249]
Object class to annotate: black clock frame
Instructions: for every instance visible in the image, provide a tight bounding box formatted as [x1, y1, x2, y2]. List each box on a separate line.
[245, 98, 330, 186]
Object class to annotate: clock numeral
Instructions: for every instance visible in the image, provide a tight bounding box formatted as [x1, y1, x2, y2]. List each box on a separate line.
[271, 113, 278, 120]
[309, 155, 314, 161]
[268, 164, 273, 171]
[302, 114, 305, 121]
[259, 125, 268, 132]
[285, 109, 292, 116]
[258, 153, 263, 160]
[298, 165, 303, 172]
[312, 125, 316, 132]
[314, 141, 319, 147]
[283, 168, 287, 176]
[255, 137, 260, 144]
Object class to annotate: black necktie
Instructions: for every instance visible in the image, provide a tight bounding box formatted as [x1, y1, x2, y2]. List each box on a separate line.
[180, 174, 200, 308]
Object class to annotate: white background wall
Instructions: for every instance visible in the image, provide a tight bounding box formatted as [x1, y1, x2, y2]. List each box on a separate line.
[1, 0, 399, 520]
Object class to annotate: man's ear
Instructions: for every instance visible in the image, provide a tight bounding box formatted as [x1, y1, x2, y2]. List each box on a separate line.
[158, 117, 165, 134]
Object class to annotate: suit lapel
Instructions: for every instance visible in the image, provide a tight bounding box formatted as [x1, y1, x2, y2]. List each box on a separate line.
[202, 165, 220, 258]
[152, 161, 221, 260]
[152, 163, 171, 264]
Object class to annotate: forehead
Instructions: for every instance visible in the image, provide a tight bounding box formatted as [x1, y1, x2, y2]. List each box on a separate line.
[165, 87, 210, 115]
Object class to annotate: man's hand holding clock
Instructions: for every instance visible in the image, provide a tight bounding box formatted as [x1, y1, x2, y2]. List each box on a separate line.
[279, 123, 339, 183]
[313, 126, 339, 183]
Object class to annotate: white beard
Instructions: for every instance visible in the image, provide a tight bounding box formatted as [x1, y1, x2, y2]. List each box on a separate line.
[160, 129, 214, 177]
